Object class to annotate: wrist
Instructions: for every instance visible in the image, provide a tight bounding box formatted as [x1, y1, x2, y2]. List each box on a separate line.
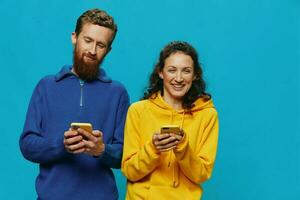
[93, 143, 105, 157]
[174, 132, 187, 153]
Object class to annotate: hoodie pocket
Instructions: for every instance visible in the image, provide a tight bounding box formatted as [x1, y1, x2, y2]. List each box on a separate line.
[147, 185, 194, 200]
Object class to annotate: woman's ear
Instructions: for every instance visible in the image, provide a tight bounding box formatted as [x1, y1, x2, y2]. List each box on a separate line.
[193, 72, 200, 81]
[158, 71, 163, 79]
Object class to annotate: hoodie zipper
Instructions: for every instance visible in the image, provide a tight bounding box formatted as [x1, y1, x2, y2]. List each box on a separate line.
[79, 80, 84, 107]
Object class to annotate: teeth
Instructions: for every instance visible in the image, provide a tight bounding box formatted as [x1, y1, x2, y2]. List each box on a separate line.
[172, 85, 184, 88]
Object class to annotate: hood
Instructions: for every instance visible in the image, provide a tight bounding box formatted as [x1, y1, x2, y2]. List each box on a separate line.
[148, 92, 215, 130]
[149, 92, 215, 114]
[148, 92, 215, 187]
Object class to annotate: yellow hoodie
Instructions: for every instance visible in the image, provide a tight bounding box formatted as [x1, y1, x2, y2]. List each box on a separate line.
[121, 93, 219, 200]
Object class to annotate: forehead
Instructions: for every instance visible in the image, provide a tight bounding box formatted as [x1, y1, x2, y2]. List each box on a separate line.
[164, 52, 194, 67]
[79, 23, 114, 44]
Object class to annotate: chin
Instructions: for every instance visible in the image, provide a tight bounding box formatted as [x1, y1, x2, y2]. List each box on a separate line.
[170, 92, 186, 100]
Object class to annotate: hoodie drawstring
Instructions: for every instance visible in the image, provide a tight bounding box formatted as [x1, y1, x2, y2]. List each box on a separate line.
[168, 111, 174, 168]
[169, 111, 186, 187]
[180, 111, 185, 130]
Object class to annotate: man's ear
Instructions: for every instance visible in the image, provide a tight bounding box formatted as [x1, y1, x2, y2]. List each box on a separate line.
[71, 32, 77, 46]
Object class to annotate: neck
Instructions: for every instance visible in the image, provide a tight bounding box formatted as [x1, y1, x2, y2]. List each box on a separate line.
[71, 67, 78, 76]
[162, 94, 183, 110]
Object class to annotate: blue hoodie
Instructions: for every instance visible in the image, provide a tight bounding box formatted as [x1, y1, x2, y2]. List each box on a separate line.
[20, 65, 129, 200]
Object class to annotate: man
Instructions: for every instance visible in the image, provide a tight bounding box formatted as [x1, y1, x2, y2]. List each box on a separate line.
[20, 8, 129, 200]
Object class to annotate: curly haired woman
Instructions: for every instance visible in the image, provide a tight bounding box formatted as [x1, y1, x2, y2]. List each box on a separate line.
[122, 41, 219, 200]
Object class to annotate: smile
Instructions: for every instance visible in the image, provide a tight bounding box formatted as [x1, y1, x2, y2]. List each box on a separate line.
[171, 84, 185, 90]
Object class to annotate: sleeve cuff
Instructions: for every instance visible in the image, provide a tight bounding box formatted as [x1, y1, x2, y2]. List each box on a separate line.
[53, 136, 69, 158]
[145, 140, 161, 157]
[94, 144, 122, 168]
[174, 131, 188, 153]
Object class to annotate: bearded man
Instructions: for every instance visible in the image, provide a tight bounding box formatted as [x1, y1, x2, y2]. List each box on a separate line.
[19, 8, 129, 200]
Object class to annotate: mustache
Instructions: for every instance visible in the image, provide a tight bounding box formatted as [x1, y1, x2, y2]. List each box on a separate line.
[84, 53, 97, 60]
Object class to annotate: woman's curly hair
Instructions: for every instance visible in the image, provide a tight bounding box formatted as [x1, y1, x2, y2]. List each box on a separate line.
[142, 41, 211, 110]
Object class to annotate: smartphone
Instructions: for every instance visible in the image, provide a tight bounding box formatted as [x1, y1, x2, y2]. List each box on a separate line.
[70, 122, 93, 134]
[160, 125, 181, 135]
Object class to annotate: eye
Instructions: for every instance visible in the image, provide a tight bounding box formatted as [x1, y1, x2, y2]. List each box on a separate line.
[183, 68, 192, 74]
[167, 68, 176, 73]
[97, 43, 106, 49]
[84, 38, 92, 43]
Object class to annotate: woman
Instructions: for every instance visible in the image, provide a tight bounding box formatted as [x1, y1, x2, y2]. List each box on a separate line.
[121, 41, 219, 200]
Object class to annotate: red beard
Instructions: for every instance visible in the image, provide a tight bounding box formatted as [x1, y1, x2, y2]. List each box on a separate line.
[73, 45, 103, 82]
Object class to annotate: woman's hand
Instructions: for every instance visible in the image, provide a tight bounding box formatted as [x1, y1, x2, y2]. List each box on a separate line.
[152, 133, 179, 152]
[169, 130, 184, 143]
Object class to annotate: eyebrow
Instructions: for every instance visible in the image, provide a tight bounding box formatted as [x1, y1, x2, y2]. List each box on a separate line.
[83, 36, 93, 40]
[83, 36, 107, 47]
[166, 65, 193, 69]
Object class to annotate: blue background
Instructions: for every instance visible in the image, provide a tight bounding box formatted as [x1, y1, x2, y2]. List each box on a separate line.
[0, 0, 299, 199]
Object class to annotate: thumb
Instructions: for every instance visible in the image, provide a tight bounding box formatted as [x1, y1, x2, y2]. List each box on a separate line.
[92, 130, 102, 137]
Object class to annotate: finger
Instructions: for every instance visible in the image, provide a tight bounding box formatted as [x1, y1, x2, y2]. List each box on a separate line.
[92, 130, 102, 137]
[64, 135, 83, 145]
[153, 133, 169, 141]
[83, 140, 96, 149]
[156, 136, 177, 145]
[64, 130, 79, 138]
[78, 128, 97, 142]
[68, 141, 85, 151]
[159, 145, 177, 152]
[92, 131, 104, 144]
[169, 133, 183, 141]
[156, 133, 171, 141]
[73, 148, 86, 154]
[152, 133, 160, 149]
[152, 133, 159, 142]
[179, 130, 184, 136]
[153, 134, 170, 145]
[157, 140, 178, 150]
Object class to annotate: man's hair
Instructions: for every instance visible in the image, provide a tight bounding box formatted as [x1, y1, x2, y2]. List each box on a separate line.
[142, 41, 211, 110]
[75, 8, 118, 46]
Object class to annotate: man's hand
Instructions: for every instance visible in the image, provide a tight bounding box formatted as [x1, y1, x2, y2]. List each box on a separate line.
[64, 128, 85, 154]
[78, 129, 105, 157]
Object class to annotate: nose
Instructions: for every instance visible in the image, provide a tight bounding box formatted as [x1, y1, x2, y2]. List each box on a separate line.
[175, 72, 183, 82]
[88, 43, 97, 55]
